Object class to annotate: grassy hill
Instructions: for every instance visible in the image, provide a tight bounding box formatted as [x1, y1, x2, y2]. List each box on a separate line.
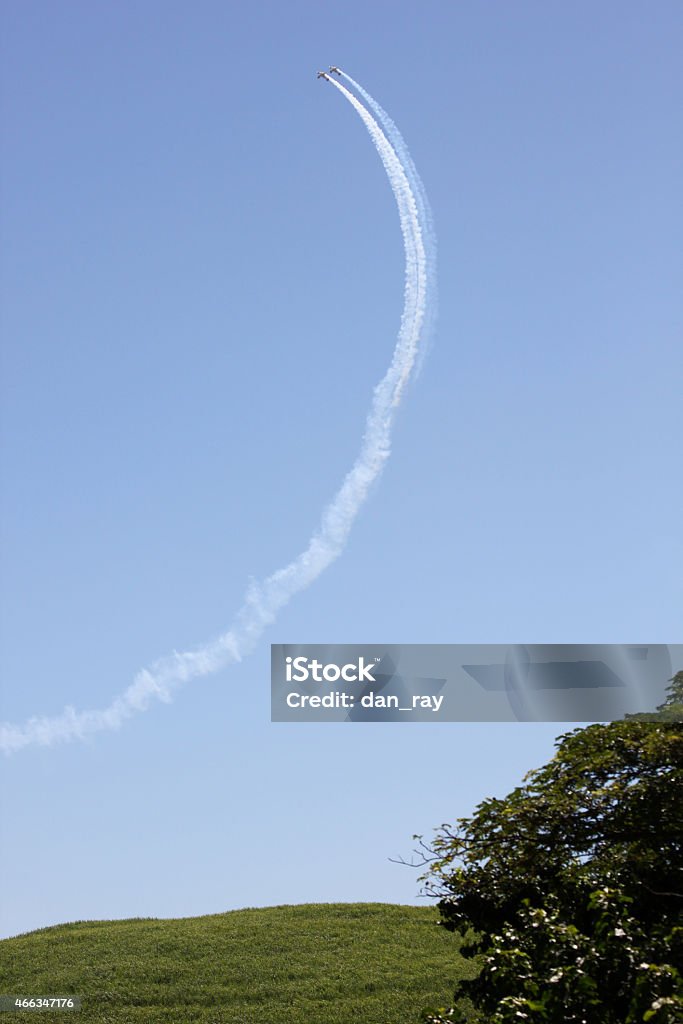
[0, 903, 474, 1023]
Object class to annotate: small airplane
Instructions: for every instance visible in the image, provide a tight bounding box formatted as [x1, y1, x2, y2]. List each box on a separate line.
[328, 66, 341, 76]
[317, 70, 330, 81]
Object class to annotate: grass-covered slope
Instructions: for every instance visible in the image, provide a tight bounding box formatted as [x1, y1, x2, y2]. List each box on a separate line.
[0, 903, 472, 1023]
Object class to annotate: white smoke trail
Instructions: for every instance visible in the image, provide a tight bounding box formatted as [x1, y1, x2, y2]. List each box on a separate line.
[340, 71, 437, 370]
[0, 77, 431, 754]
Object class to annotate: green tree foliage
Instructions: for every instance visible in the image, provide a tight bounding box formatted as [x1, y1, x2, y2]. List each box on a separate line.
[417, 700, 683, 1023]
[628, 670, 683, 723]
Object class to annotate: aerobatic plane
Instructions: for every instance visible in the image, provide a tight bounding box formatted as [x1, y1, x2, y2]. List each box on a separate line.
[317, 70, 330, 81]
[328, 66, 341, 76]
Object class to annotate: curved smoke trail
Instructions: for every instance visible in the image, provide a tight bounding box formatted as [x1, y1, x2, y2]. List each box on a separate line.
[340, 71, 437, 369]
[0, 75, 432, 754]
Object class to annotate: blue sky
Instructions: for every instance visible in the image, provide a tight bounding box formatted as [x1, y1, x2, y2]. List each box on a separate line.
[1, 0, 681, 938]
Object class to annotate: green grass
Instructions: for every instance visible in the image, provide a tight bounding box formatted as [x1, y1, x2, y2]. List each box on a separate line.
[0, 903, 474, 1023]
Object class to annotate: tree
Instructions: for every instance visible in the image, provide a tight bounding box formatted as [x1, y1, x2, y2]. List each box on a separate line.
[416, 705, 683, 1023]
[628, 670, 683, 723]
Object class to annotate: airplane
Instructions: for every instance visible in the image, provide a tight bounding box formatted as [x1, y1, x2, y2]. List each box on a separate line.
[328, 66, 341, 76]
[317, 70, 330, 81]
